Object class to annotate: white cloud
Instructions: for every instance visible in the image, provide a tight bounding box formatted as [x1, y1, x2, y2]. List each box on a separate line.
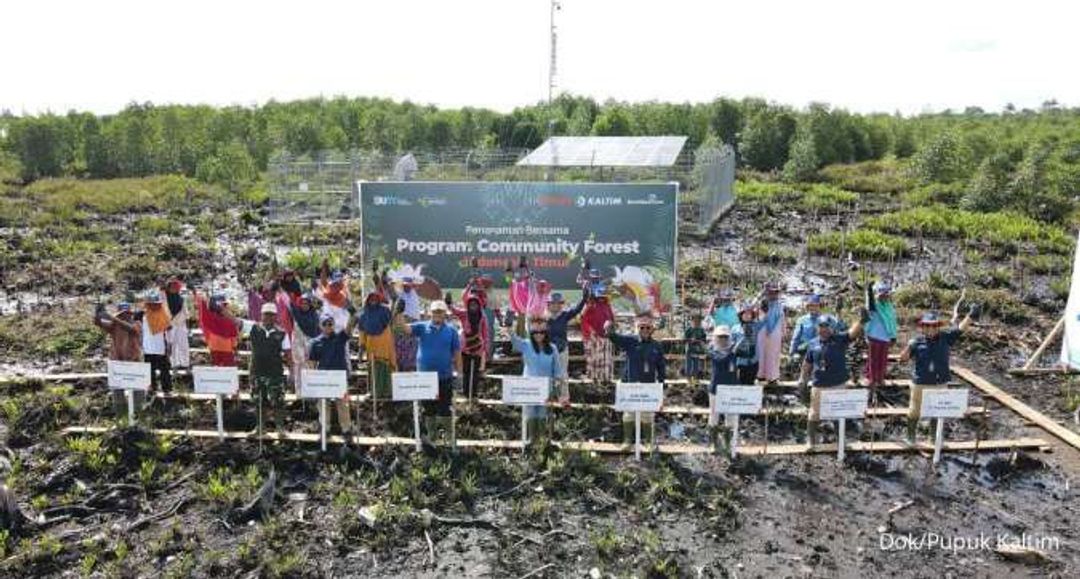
[1, 0, 1077, 116]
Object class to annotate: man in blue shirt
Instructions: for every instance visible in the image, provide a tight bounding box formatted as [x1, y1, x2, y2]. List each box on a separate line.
[789, 294, 826, 359]
[547, 291, 587, 405]
[402, 300, 462, 417]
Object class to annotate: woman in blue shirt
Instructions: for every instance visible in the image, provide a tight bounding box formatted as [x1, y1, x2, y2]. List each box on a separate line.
[510, 316, 560, 440]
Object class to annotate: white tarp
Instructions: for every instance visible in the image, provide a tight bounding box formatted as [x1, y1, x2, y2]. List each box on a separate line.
[1061, 231, 1080, 369]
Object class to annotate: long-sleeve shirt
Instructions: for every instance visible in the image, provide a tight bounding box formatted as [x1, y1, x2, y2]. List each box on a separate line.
[805, 332, 851, 387]
[732, 322, 759, 367]
[509, 334, 560, 378]
[548, 295, 587, 352]
[909, 328, 960, 385]
[709, 345, 738, 387]
[865, 286, 898, 342]
[609, 333, 666, 383]
[789, 313, 824, 355]
[95, 315, 142, 361]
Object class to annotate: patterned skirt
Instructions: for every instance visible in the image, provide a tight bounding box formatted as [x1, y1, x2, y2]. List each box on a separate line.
[585, 335, 614, 383]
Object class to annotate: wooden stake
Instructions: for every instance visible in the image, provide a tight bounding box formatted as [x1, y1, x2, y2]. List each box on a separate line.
[1022, 316, 1065, 371]
[933, 418, 945, 465]
[413, 400, 422, 451]
[837, 419, 846, 462]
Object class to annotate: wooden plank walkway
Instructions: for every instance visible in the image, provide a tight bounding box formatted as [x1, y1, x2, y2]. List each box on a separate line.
[59, 426, 1046, 456]
[954, 365, 1080, 452]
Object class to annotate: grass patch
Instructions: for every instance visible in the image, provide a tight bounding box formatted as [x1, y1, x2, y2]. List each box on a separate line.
[747, 242, 798, 265]
[864, 205, 1074, 255]
[807, 229, 908, 260]
[819, 158, 913, 194]
[735, 180, 859, 212]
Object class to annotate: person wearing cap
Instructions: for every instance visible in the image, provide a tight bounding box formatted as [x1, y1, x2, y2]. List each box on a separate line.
[140, 291, 173, 393]
[194, 289, 243, 367]
[448, 290, 488, 400]
[707, 325, 738, 427]
[581, 281, 616, 384]
[900, 306, 978, 427]
[864, 280, 899, 387]
[249, 302, 292, 433]
[683, 312, 708, 384]
[163, 278, 190, 369]
[732, 304, 760, 385]
[799, 313, 864, 442]
[93, 301, 143, 413]
[605, 314, 666, 442]
[398, 300, 462, 420]
[307, 302, 359, 437]
[288, 292, 321, 394]
[756, 282, 786, 384]
[547, 290, 587, 404]
[359, 290, 397, 400]
[789, 294, 826, 361]
[510, 315, 560, 439]
[709, 288, 740, 329]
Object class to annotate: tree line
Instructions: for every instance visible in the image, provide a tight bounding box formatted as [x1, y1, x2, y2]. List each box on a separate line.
[2, 96, 1080, 221]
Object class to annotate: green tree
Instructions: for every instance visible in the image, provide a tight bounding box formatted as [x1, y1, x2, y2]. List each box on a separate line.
[782, 128, 820, 182]
[910, 131, 972, 183]
[591, 107, 632, 136]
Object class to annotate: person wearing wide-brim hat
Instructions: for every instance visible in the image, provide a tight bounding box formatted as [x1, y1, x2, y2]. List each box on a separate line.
[93, 300, 144, 415]
[864, 280, 899, 387]
[900, 305, 978, 432]
[581, 281, 616, 384]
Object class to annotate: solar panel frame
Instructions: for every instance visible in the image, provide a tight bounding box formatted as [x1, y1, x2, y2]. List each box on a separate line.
[517, 136, 688, 167]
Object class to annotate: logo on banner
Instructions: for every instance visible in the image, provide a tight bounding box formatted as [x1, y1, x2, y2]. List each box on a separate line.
[576, 196, 623, 207]
[373, 196, 412, 206]
[417, 197, 447, 207]
[627, 194, 665, 206]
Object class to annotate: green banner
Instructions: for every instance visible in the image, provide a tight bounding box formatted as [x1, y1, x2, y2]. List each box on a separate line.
[359, 181, 678, 311]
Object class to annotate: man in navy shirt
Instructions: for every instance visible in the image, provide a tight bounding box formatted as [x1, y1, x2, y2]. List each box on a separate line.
[605, 315, 666, 444]
[308, 307, 357, 437]
[799, 313, 863, 444]
[401, 300, 462, 417]
[900, 306, 976, 436]
[547, 291, 587, 405]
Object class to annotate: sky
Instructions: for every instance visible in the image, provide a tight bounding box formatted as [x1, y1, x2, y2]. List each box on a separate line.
[2, 0, 1078, 116]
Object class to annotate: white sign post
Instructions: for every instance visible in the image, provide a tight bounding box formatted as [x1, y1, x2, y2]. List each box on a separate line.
[301, 369, 348, 452]
[393, 372, 440, 451]
[193, 366, 239, 441]
[615, 382, 664, 460]
[107, 360, 151, 424]
[919, 388, 969, 465]
[501, 376, 551, 447]
[817, 388, 869, 462]
[714, 385, 764, 459]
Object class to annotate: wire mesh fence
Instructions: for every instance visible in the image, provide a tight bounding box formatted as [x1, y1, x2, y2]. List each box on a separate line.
[267, 145, 735, 234]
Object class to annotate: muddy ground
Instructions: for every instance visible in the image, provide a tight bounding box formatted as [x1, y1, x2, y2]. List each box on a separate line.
[1, 188, 1080, 578]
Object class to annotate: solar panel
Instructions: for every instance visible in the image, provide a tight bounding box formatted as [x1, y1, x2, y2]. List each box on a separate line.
[517, 136, 688, 167]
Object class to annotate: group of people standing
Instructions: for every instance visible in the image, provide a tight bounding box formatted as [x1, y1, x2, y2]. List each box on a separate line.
[95, 258, 977, 443]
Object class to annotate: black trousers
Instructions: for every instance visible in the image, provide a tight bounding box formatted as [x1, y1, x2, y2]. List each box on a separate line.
[424, 377, 455, 417]
[737, 364, 757, 385]
[462, 354, 483, 397]
[145, 354, 172, 392]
